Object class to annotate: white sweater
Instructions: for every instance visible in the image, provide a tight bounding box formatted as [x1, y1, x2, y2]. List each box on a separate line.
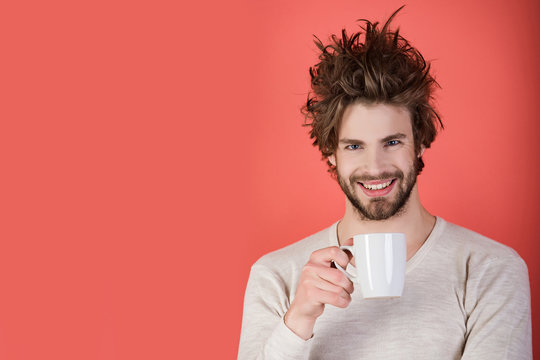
[238, 217, 532, 359]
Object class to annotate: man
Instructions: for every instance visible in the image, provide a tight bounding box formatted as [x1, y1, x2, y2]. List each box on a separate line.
[238, 8, 531, 360]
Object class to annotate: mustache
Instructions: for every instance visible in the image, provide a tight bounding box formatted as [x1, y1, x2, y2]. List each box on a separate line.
[351, 171, 404, 183]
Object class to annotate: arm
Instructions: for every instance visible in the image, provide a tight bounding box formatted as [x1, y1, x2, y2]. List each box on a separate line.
[462, 255, 532, 359]
[237, 263, 312, 360]
[238, 247, 353, 360]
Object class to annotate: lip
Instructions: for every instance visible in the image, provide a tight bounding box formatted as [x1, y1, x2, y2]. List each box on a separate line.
[358, 179, 396, 197]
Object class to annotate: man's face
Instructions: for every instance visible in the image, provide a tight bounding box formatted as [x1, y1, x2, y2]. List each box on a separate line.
[329, 102, 422, 221]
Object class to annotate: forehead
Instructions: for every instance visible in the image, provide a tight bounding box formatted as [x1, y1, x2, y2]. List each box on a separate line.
[339, 102, 413, 140]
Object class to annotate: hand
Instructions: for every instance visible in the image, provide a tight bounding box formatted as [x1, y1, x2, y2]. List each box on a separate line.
[284, 242, 354, 340]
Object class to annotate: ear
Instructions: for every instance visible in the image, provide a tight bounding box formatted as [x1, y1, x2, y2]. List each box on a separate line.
[328, 154, 336, 166]
[417, 145, 425, 158]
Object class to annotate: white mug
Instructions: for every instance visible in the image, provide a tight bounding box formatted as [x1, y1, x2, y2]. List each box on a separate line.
[335, 233, 406, 299]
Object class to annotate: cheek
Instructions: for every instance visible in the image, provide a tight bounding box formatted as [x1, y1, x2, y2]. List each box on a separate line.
[335, 160, 356, 177]
[396, 148, 417, 167]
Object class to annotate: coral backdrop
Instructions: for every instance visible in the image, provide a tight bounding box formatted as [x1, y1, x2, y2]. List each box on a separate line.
[1, 0, 538, 359]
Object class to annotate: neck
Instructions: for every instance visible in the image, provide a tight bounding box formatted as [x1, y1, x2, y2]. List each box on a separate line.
[337, 185, 436, 260]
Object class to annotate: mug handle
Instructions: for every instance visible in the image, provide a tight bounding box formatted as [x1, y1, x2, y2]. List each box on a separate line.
[333, 245, 356, 281]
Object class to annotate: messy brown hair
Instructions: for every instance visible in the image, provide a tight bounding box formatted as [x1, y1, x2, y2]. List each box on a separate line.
[302, 6, 443, 175]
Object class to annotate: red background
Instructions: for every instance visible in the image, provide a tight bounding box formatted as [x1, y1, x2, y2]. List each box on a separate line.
[1, 0, 538, 359]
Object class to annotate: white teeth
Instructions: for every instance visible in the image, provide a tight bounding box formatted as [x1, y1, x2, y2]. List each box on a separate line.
[362, 180, 392, 190]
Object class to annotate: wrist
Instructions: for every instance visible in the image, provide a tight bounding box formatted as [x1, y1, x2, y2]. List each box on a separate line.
[284, 309, 317, 340]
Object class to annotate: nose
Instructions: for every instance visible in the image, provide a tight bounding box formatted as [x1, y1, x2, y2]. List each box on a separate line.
[363, 147, 387, 175]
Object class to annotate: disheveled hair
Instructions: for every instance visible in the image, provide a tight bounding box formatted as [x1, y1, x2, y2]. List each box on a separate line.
[302, 6, 443, 175]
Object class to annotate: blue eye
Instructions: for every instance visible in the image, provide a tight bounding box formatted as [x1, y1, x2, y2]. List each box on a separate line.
[346, 144, 361, 150]
[386, 140, 400, 146]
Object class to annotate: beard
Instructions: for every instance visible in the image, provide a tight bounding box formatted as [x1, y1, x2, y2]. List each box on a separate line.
[336, 159, 420, 221]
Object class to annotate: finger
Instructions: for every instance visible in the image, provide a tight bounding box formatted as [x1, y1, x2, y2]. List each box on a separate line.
[310, 287, 351, 308]
[312, 275, 354, 296]
[301, 263, 354, 294]
[309, 246, 350, 269]
[316, 266, 354, 294]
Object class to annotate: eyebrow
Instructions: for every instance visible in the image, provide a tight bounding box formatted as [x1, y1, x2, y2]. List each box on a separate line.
[381, 133, 407, 143]
[339, 133, 408, 145]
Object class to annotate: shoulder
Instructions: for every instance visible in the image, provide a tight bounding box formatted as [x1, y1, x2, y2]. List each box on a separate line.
[438, 218, 526, 270]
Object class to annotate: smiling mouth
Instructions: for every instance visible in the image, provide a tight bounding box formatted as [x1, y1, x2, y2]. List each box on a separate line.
[360, 179, 395, 190]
